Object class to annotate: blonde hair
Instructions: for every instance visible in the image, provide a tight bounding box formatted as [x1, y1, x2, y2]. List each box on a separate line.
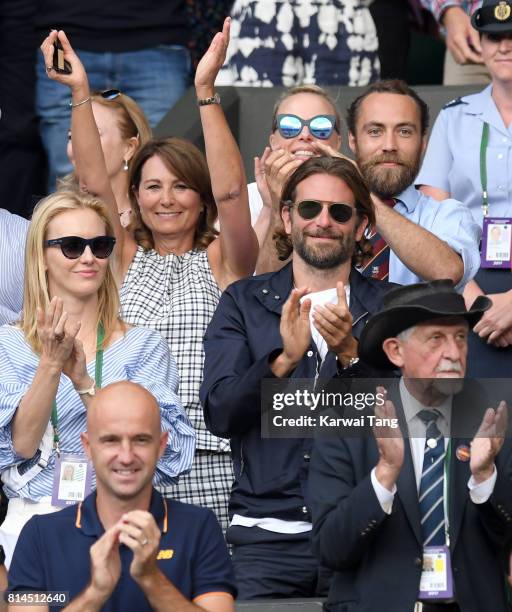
[21, 190, 122, 353]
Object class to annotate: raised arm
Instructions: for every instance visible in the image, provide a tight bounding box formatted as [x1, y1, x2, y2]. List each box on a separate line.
[39, 30, 136, 280]
[197, 18, 258, 289]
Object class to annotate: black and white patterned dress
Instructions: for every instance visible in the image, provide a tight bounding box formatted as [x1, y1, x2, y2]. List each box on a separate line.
[120, 247, 233, 531]
[218, 0, 380, 86]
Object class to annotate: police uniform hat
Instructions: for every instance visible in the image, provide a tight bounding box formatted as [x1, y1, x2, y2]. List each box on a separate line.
[472, 0, 512, 33]
[358, 280, 491, 370]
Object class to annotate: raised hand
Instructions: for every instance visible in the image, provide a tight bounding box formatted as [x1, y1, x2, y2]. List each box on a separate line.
[470, 402, 508, 483]
[37, 297, 80, 372]
[313, 281, 357, 365]
[195, 17, 230, 97]
[40, 30, 89, 94]
[374, 388, 404, 491]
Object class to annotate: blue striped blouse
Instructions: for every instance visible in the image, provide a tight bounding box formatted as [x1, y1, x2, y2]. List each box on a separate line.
[0, 209, 28, 326]
[0, 325, 196, 500]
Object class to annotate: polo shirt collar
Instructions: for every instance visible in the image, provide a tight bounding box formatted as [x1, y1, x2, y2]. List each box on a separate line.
[75, 488, 168, 536]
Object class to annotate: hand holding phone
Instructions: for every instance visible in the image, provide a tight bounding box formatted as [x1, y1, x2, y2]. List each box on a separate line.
[52, 40, 72, 75]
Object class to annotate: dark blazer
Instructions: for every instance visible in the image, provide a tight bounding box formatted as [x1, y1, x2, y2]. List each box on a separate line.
[309, 381, 512, 612]
[200, 263, 395, 522]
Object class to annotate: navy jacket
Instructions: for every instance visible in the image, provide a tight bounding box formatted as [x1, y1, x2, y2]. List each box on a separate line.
[310, 381, 512, 612]
[200, 263, 395, 522]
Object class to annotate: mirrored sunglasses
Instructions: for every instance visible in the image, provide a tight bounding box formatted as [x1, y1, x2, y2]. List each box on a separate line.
[275, 114, 338, 140]
[291, 200, 355, 224]
[44, 236, 116, 259]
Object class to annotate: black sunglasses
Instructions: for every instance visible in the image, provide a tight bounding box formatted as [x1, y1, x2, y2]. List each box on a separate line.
[290, 200, 355, 224]
[275, 114, 338, 140]
[100, 89, 122, 100]
[44, 236, 116, 259]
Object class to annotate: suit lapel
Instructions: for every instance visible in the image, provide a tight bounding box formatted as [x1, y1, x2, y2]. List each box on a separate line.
[388, 388, 423, 545]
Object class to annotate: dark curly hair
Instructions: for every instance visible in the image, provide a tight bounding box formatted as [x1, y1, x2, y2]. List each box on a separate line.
[128, 138, 218, 252]
[273, 156, 375, 267]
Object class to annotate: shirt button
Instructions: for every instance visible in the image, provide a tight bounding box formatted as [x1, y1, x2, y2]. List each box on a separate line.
[498, 185, 504, 190]
[307, 350, 314, 357]
[274, 295, 280, 300]
[503, 137, 508, 143]
[498, 153, 504, 160]
[302, 506, 308, 514]
[304, 453, 311, 461]
[262, 289, 269, 294]
[413, 557, 422, 567]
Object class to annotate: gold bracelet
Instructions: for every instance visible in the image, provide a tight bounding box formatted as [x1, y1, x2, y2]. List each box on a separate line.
[69, 96, 91, 109]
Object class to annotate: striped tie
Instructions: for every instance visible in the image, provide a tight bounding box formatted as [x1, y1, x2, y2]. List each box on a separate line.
[418, 409, 446, 547]
[360, 199, 396, 281]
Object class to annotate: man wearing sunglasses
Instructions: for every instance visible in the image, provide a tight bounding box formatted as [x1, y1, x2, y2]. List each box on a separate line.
[346, 80, 480, 290]
[201, 156, 395, 600]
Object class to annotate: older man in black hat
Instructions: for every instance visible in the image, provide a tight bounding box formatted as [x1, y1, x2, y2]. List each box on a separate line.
[309, 279, 512, 612]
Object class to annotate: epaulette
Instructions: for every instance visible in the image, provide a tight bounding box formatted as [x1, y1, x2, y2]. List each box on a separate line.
[442, 97, 468, 110]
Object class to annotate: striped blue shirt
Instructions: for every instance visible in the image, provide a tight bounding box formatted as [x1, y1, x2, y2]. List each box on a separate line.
[0, 209, 28, 326]
[0, 325, 196, 500]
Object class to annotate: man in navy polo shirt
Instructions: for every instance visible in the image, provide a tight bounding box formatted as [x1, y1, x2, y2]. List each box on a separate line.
[8, 382, 236, 612]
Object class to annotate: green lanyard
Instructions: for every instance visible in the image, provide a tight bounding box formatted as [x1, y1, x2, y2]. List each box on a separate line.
[480, 122, 490, 218]
[443, 439, 452, 547]
[51, 322, 105, 454]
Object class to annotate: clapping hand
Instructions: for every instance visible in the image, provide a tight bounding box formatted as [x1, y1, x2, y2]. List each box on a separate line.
[470, 401, 508, 483]
[37, 297, 80, 372]
[374, 387, 404, 491]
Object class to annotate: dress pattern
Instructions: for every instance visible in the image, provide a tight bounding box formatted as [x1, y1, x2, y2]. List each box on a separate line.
[218, 0, 380, 86]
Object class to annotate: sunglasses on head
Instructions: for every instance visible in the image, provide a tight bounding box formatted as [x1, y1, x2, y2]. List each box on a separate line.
[44, 236, 116, 259]
[275, 114, 338, 140]
[290, 200, 356, 224]
[100, 89, 122, 100]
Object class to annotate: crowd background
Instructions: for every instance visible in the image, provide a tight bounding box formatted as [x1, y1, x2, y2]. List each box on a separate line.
[1, 1, 458, 219]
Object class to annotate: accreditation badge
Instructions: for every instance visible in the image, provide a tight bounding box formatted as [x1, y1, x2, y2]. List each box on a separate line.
[418, 545, 454, 601]
[51, 454, 93, 507]
[481, 217, 512, 268]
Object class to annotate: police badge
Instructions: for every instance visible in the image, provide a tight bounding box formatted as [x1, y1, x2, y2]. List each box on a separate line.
[495, 1, 512, 20]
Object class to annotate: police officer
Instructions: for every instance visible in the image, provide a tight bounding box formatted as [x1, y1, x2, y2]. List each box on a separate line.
[417, 0, 512, 377]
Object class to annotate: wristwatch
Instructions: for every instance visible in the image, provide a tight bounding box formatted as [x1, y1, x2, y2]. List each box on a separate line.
[342, 356, 360, 370]
[77, 381, 96, 397]
[197, 93, 221, 106]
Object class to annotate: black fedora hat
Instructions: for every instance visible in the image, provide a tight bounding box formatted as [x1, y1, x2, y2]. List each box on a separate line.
[472, 0, 512, 33]
[358, 279, 492, 370]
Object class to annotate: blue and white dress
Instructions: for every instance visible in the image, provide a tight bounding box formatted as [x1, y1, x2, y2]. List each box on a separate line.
[218, 0, 380, 86]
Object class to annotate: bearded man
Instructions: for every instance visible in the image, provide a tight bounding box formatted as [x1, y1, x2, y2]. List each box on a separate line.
[201, 156, 395, 600]
[346, 79, 480, 288]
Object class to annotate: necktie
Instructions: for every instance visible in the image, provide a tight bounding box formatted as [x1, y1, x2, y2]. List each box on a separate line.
[361, 199, 396, 281]
[417, 409, 446, 547]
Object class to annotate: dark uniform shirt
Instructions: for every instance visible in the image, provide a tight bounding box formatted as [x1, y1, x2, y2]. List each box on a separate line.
[8, 489, 236, 611]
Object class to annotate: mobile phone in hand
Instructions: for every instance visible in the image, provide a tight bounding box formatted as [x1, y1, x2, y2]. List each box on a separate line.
[52, 40, 72, 74]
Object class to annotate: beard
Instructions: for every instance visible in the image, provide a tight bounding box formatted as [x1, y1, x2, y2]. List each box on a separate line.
[292, 224, 357, 270]
[357, 150, 421, 199]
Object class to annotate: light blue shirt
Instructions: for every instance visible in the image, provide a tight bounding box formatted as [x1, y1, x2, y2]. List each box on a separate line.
[0, 326, 196, 500]
[0, 209, 28, 325]
[416, 85, 512, 227]
[390, 185, 481, 290]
